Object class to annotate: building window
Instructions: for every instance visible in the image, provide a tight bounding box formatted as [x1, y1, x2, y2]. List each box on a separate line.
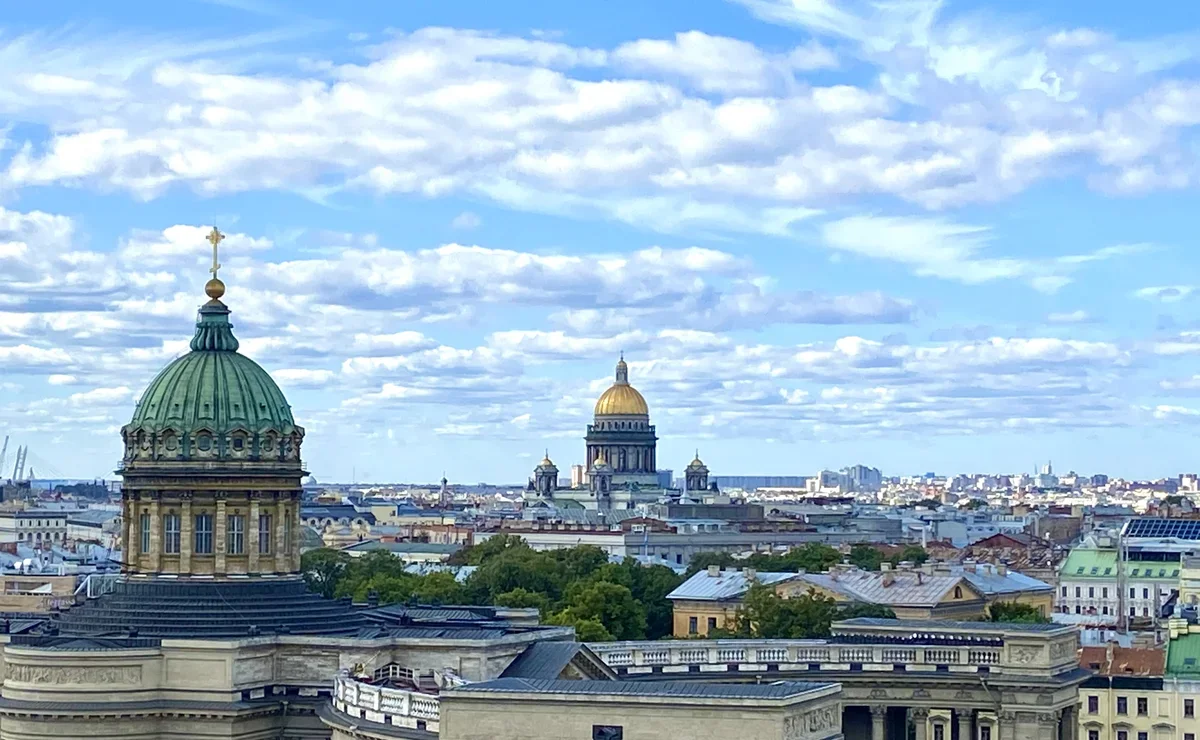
[1061, 586, 1067, 597]
[194, 513, 214, 555]
[1117, 731, 1127, 740]
[1117, 697, 1127, 715]
[140, 512, 151, 554]
[1136, 733, 1146, 740]
[981, 727, 992, 740]
[1102, 607, 1109, 615]
[1130, 606, 1136, 616]
[1089, 587, 1095, 598]
[282, 513, 292, 554]
[1075, 606, 1081, 614]
[1143, 588, 1149, 599]
[164, 514, 181, 554]
[1087, 731, 1097, 740]
[1088, 696, 1098, 714]
[593, 726, 623, 740]
[1076, 587, 1082, 598]
[1137, 698, 1147, 716]
[688, 616, 698, 634]
[258, 514, 272, 554]
[228, 514, 245, 555]
[1130, 587, 1136, 598]
[1185, 734, 1194, 740]
[707, 617, 717, 632]
[934, 725, 945, 740]
[1102, 587, 1108, 598]
[1143, 607, 1149, 616]
[1185, 698, 1194, 718]
[954, 586, 963, 598]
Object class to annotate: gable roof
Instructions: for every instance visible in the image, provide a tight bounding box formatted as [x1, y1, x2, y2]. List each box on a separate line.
[1081, 646, 1164, 677]
[667, 569, 800, 602]
[796, 571, 982, 607]
[500, 641, 617, 681]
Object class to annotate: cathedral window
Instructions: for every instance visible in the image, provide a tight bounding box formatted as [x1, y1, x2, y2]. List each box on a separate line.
[195, 513, 214, 554]
[282, 512, 292, 554]
[259, 514, 273, 554]
[164, 514, 181, 554]
[140, 512, 151, 554]
[228, 514, 245, 554]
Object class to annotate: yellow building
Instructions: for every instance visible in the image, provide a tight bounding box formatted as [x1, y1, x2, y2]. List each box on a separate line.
[667, 561, 1054, 638]
[1077, 625, 1200, 740]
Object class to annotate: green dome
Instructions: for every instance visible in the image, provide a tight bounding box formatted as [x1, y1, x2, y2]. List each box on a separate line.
[123, 298, 302, 464]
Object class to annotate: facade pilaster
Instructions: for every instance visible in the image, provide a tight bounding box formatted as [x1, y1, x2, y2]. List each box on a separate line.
[912, 708, 929, 740]
[149, 497, 162, 571]
[957, 709, 973, 740]
[180, 497, 193, 573]
[214, 496, 227, 574]
[871, 705, 888, 740]
[248, 496, 261, 572]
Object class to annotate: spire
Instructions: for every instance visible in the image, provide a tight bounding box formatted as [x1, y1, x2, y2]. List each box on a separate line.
[191, 227, 239, 352]
[615, 353, 629, 385]
[205, 226, 226, 301]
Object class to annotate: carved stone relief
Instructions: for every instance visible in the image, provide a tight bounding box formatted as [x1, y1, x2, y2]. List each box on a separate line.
[6, 664, 142, 684]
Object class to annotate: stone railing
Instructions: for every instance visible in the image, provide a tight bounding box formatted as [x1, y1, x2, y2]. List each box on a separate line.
[587, 640, 1012, 676]
[332, 674, 441, 733]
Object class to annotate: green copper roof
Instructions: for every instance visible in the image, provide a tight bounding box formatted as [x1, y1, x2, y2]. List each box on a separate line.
[1166, 633, 1200, 677]
[1059, 548, 1180, 581]
[128, 300, 295, 435]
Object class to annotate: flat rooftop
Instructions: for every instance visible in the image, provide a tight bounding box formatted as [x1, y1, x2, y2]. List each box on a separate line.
[449, 678, 836, 701]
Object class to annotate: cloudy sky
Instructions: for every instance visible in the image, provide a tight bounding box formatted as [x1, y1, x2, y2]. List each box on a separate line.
[3, 0, 1200, 483]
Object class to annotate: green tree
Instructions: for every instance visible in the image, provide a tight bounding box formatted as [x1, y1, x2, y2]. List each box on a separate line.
[547, 613, 614, 642]
[726, 583, 838, 639]
[987, 601, 1050, 624]
[493, 588, 552, 613]
[300, 548, 352, 598]
[847, 544, 884, 571]
[451, 534, 532, 565]
[556, 581, 646, 640]
[839, 602, 896, 620]
[915, 498, 941, 510]
[411, 571, 467, 605]
[684, 551, 737, 576]
[887, 545, 929, 568]
[552, 545, 610, 581]
[962, 498, 989, 511]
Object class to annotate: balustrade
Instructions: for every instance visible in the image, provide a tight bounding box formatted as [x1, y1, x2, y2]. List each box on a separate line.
[586, 639, 1033, 674]
[332, 675, 440, 728]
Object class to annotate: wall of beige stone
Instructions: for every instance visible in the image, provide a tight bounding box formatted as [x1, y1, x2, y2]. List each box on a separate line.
[440, 692, 844, 740]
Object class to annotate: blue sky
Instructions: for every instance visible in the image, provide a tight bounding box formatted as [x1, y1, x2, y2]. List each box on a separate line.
[3, 0, 1200, 483]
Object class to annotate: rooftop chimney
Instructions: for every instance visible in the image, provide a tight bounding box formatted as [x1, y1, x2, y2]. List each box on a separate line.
[743, 567, 757, 581]
[707, 565, 721, 577]
[880, 562, 892, 572]
[997, 563, 1008, 577]
[882, 571, 895, 587]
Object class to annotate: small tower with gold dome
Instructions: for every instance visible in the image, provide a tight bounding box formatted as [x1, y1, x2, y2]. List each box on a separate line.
[534, 451, 559, 497]
[685, 451, 710, 494]
[585, 354, 658, 487]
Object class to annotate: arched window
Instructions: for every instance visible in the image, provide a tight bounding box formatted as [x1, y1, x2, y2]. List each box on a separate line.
[953, 586, 963, 599]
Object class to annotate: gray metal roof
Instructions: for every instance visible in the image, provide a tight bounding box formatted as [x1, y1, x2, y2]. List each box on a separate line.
[449, 678, 835, 699]
[501, 642, 586, 679]
[667, 569, 800, 601]
[838, 617, 1066, 633]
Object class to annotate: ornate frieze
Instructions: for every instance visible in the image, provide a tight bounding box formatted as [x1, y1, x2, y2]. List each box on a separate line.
[6, 664, 142, 685]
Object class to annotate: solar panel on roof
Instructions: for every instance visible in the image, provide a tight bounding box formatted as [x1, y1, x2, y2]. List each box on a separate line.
[1126, 519, 1200, 540]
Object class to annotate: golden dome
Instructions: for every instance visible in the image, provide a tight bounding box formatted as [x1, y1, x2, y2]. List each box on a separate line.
[593, 354, 650, 417]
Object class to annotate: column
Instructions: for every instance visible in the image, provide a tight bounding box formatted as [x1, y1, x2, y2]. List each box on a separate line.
[912, 709, 929, 740]
[248, 496, 261, 573]
[149, 498, 162, 572]
[127, 499, 140, 565]
[274, 497, 287, 571]
[997, 712, 1017, 740]
[290, 496, 302, 571]
[957, 710, 973, 740]
[180, 498, 193, 574]
[871, 705, 888, 740]
[121, 499, 133, 568]
[214, 497, 227, 574]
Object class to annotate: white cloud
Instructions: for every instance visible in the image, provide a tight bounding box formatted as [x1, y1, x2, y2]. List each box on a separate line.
[450, 211, 481, 230]
[1134, 285, 1195, 303]
[1046, 310, 1093, 324]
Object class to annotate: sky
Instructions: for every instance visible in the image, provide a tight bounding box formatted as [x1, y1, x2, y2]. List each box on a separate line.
[3, 0, 1200, 483]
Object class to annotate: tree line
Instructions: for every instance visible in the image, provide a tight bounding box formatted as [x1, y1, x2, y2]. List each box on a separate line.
[301, 538, 1042, 643]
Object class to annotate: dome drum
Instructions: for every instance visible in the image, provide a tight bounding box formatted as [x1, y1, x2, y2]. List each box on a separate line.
[122, 424, 303, 467]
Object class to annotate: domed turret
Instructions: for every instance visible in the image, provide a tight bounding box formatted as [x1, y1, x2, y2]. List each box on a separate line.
[685, 450, 710, 493]
[594, 355, 649, 417]
[118, 227, 305, 580]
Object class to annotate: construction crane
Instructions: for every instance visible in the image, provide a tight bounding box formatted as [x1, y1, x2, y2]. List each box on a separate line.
[0, 436, 7, 480]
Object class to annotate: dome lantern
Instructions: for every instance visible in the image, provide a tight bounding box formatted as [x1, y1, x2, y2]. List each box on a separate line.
[593, 354, 649, 417]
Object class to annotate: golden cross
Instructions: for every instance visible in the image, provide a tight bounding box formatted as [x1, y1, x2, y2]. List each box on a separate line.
[206, 227, 225, 279]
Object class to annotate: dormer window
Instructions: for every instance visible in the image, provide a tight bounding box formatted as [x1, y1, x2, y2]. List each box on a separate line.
[233, 437, 244, 451]
[197, 434, 212, 451]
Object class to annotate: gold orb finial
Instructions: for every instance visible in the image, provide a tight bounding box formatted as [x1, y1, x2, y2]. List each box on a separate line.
[205, 278, 226, 300]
